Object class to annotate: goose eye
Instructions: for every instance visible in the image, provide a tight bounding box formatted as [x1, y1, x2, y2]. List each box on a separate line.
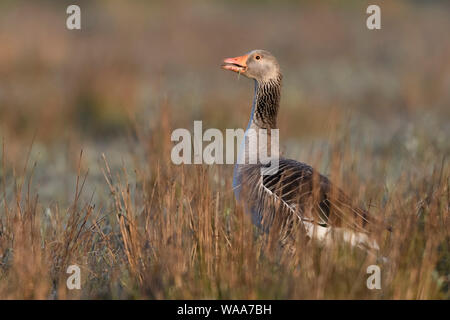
[255, 55, 261, 60]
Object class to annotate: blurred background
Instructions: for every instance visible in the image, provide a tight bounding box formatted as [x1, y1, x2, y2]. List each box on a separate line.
[0, 0, 449, 205]
[0, 0, 449, 300]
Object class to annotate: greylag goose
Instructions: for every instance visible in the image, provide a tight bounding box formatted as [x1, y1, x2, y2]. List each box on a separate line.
[221, 50, 383, 250]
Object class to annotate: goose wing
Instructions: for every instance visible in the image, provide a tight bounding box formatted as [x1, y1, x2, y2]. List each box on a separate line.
[240, 158, 371, 233]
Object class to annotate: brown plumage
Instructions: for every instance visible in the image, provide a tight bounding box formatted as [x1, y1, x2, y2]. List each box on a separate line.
[222, 50, 385, 249]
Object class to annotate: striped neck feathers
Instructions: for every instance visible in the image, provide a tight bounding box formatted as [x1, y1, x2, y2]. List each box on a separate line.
[252, 74, 282, 129]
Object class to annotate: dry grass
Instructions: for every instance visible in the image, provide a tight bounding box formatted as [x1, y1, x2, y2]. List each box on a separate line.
[0, 1, 449, 299]
[0, 110, 448, 299]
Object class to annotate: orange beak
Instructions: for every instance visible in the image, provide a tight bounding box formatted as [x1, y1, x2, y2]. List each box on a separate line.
[221, 54, 248, 73]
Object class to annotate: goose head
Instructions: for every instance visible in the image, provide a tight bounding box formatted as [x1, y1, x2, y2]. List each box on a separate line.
[221, 50, 280, 83]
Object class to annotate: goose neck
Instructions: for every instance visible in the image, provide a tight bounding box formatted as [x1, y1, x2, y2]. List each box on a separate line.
[252, 75, 282, 129]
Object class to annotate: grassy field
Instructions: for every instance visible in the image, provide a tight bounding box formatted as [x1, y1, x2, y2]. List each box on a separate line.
[0, 1, 448, 299]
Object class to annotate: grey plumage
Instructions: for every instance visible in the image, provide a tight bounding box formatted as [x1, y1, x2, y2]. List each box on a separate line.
[236, 158, 372, 241]
[223, 49, 384, 249]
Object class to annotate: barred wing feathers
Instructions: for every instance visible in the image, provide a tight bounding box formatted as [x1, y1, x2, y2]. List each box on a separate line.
[238, 158, 378, 249]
